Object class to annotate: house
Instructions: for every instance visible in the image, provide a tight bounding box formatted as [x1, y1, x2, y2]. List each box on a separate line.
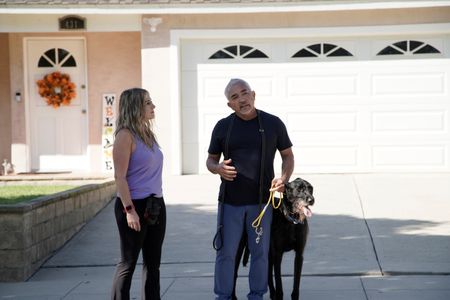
[1, 0, 449, 176]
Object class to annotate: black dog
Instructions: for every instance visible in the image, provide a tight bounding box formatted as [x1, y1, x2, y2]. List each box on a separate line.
[232, 178, 314, 300]
[269, 177, 314, 300]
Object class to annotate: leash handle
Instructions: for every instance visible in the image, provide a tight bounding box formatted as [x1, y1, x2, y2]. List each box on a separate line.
[213, 202, 225, 251]
[271, 190, 283, 209]
[251, 191, 283, 229]
[213, 224, 223, 250]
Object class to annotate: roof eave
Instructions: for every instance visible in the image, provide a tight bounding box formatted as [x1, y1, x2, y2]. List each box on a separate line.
[1, 1, 450, 15]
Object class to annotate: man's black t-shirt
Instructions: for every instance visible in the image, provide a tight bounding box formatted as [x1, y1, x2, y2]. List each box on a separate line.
[208, 110, 292, 206]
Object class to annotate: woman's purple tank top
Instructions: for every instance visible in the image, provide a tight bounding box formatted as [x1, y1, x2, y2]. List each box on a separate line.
[126, 137, 163, 199]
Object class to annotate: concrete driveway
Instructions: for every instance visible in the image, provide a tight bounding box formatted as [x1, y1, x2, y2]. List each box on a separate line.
[1, 173, 449, 299]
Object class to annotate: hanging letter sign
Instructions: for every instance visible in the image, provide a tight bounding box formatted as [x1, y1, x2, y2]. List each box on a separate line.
[102, 94, 116, 172]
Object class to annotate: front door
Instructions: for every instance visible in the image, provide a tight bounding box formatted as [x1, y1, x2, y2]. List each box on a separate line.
[26, 38, 88, 172]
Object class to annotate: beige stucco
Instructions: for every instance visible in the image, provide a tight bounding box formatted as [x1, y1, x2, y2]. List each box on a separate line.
[0, 34, 11, 170]
[86, 32, 142, 144]
[7, 31, 141, 172]
[147, 7, 450, 31]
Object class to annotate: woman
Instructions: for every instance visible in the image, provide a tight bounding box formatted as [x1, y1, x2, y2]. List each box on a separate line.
[111, 88, 165, 300]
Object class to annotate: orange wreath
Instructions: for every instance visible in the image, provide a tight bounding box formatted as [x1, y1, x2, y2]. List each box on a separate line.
[36, 71, 76, 108]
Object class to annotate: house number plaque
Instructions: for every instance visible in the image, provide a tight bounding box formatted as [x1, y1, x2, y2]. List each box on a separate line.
[59, 15, 86, 31]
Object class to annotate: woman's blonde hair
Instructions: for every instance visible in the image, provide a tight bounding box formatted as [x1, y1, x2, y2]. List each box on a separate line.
[115, 88, 157, 148]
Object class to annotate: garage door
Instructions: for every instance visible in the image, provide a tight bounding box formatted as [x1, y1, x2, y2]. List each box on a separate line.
[181, 39, 450, 174]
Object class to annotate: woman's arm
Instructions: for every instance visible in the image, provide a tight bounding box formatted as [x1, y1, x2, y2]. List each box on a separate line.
[113, 129, 141, 232]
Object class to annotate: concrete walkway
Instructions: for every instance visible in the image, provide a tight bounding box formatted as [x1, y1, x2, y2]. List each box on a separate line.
[1, 173, 450, 299]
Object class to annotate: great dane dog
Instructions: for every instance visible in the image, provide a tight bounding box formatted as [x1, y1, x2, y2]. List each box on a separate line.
[232, 177, 314, 300]
[268, 177, 314, 300]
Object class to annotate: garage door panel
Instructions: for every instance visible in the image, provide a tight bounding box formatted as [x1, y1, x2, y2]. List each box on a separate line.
[372, 111, 446, 132]
[288, 111, 358, 132]
[372, 145, 447, 168]
[200, 77, 230, 104]
[371, 73, 445, 96]
[287, 74, 358, 96]
[294, 145, 359, 167]
[242, 77, 275, 98]
[198, 68, 276, 105]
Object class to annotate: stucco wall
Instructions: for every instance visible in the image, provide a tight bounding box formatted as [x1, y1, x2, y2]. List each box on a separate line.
[85, 32, 141, 171]
[145, 7, 450, 32]
[7, 32, 141, 173]
[0, 33, 11, 172]
[86, 32, 141, 145]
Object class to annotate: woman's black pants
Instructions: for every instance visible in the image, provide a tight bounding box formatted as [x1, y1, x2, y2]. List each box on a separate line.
[111, 196, 166, 300]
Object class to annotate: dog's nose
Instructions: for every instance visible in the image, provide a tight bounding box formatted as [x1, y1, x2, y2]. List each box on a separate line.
[308, 196, 315, 205]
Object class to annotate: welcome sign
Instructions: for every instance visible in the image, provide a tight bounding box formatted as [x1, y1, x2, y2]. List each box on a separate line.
[102, 93, 116, 172]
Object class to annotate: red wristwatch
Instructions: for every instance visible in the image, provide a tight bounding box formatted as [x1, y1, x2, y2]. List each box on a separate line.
[124, 205, 134, 213]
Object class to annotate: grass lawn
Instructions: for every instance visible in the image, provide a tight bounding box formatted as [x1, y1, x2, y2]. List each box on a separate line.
[0, 185, 78, 204]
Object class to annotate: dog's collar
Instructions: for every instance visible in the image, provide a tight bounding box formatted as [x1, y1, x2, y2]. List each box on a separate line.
[285, 212, 304, 225]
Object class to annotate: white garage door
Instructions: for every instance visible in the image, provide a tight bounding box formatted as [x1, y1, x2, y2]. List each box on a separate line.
[181, 39, 450, 174]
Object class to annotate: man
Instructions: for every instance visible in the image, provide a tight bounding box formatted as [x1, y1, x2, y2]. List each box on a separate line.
[207, 78, 294, 300]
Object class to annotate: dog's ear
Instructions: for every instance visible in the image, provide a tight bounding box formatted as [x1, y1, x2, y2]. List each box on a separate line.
[307, 184, 313, 195]
[298, 179, 313, 195]
[302, 180, 313, 195]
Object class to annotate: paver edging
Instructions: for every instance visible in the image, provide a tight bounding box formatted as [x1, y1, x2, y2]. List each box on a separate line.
[0, 178, 116, 281]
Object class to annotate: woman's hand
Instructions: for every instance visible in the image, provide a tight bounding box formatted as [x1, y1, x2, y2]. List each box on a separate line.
[126, 210, 141, 232]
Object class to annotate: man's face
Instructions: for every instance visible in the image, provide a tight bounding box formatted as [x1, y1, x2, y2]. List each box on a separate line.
[227, 82, 256, 120]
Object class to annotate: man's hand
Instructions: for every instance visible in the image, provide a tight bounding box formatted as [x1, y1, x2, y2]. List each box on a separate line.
[270, 177, 285, 193]
[216, 159, 237, 181]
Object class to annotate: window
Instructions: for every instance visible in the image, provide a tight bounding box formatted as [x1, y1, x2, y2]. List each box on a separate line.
[292, 43, 353, 58]
[377, 40, 440, 56]
[38, 48, 77, 67]
[209, 45, 268, 59]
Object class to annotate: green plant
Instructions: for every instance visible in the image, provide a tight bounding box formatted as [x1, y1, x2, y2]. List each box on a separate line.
[0, 185, 78, 204]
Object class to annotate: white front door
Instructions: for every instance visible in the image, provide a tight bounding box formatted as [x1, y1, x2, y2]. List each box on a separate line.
[26, 38, 88, 172]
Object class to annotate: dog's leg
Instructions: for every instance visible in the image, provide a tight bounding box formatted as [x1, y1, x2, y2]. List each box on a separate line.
[268, 249, 275, 300]
[272, 253, 284, 300]
[291, 251, 303, 300]
[292, 222, 308, 300]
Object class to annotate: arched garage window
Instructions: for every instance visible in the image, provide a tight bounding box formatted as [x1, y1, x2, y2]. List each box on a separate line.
[38, 48, 77, 68]
[292, 43, 353, 58]
[377, 40, 440, 56]
[209, 45, 269, 59]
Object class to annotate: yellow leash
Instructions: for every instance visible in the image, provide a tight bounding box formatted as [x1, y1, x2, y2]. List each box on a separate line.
[251, 191, 283, 230]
